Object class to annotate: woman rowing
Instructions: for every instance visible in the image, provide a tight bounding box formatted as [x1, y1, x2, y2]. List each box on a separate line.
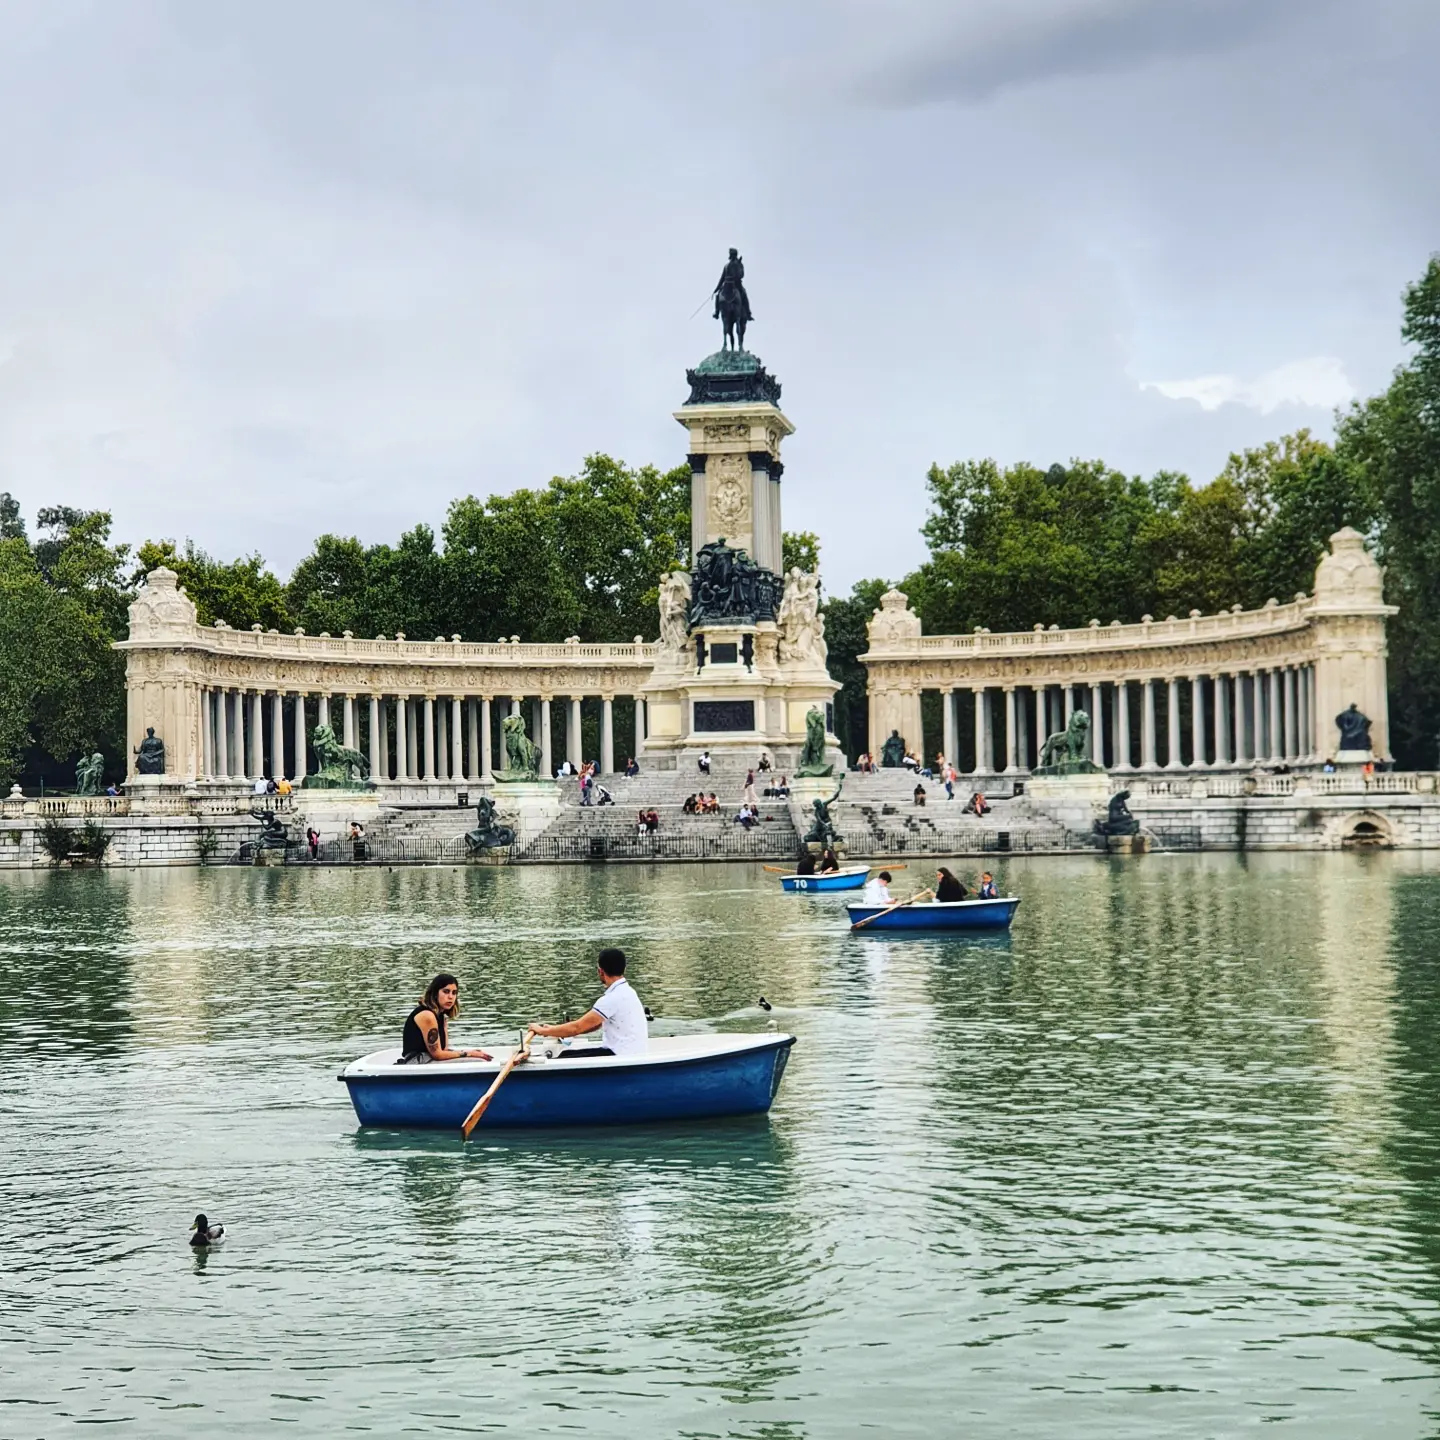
[935, 867, 969, 903]
[399, 973, 492, 1063]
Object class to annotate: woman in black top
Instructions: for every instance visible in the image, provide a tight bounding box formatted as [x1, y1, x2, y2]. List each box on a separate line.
[935, 867, 969, 903]
[819, 847, 841, 874]
[400, 973, 492, 1063]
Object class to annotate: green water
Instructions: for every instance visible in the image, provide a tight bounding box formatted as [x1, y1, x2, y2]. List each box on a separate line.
[4, 854, 1440, 1437]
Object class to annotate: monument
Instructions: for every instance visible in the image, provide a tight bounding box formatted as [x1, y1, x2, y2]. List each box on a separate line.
[642, 250, 841, 771]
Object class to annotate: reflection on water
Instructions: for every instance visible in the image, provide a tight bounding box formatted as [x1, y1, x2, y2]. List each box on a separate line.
[4, 855, 1440, 1436]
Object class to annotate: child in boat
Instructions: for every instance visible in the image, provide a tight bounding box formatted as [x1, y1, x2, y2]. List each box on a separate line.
[399, 974, 492, 1063]
[978, 872, 999, 899]
[861, 871, 893, 905]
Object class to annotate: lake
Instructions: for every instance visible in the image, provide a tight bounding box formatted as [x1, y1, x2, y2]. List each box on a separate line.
[3, 853, 1440, 1437]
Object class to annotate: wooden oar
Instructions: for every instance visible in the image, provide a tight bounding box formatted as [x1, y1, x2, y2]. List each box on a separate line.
[866, 863, 907, 872]
[851, 887, 933, 931]
[460, 1030, 533, 1139]
[764, 864, 796, 874]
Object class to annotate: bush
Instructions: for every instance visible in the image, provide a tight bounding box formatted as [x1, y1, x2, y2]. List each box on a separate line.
[197, 826, 220, 864]
[38, 819, 76, 865]
[78, 821, 111, 862]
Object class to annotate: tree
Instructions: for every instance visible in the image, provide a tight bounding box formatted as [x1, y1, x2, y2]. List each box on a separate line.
[822, 578, 889, 760]
[136, 539, 291, 631]
[1337, 255, 1440, 766]
[782, 530, 821, 577]
[0, 492, 23, 541]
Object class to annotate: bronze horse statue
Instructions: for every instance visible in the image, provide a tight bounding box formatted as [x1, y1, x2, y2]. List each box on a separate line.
[718, 275, 748, 352]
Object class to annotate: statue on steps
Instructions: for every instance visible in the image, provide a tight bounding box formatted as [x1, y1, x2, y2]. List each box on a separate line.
[880, 730, 906, 768]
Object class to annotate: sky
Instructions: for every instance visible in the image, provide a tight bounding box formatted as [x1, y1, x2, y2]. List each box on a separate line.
[0, 0, 1436, 594]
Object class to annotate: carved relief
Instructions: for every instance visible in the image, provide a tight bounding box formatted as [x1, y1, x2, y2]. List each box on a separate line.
[709, 454, 751, 533]
[703, 422, 751, 443]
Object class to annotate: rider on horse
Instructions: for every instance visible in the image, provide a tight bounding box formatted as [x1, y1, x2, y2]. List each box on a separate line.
[713, 248, 753, 324]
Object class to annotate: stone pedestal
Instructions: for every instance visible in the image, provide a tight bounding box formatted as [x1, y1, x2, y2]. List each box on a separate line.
[1106, 833, 1149, 855]
[489, 781, 563, 844]
[1026, 773, 1113, 832]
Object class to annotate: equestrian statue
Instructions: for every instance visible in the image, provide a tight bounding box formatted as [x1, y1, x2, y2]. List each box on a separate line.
[713, 247, 753, 352]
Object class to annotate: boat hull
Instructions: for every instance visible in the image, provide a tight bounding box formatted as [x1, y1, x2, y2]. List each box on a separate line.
[781, 867, 868, 892]
[341, 1035, 796, 1129]
[847, 897, 1020, 931]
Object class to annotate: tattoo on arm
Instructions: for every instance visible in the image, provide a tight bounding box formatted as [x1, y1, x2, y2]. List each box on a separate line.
[420, 1014, 444, 1057]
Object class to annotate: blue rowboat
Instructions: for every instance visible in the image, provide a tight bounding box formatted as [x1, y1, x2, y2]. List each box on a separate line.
[339, 1033, 796, 1130]
[780, 865, 869, 893]
[846, 897, 1020, 931]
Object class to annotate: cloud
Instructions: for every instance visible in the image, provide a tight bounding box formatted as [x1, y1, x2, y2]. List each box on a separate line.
[861, 0, 1328, 105]
[1141, 356, 1355, 415]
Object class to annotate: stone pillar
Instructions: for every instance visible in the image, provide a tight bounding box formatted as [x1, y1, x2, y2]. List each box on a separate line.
[199, 691, 212, 779]
[271, 693, 286, 782]
[451, 696, 464, 782]
[942, 689, 957, 767]
[1004, 688, 1018, 773]
[401, 699, 414, 778]
[510, 697, 521, 718]
[1064, 685, 1075, 728]
[292, 693, 307, 782]
[540, 698, 554, 778]
[467, 699, 480, 781]
[342, 695, 356, 751]
[601, 696, 615, 774]
[1116, 681, 1131, 769]
[973, 687, 988, 774]
[569, 697, 583, 768]
[1284, 667, 1299, 759]
[215, 689, 229, 779]
[248, 690, 262, 779]
[634, 695, 646, 750]
[436, 702, 449, 780]
[480, 698, 493, 780]
[230, 690, 246, 781]
[393, 697, 407, 783]
[1303, 665, 1316, 759]
[531, 697, 543, 754]
[318, 693, 330, 733]
[1191, 675, 1207, 768]
[1216, 675, 1232, 766]
[423, 697, 436, 782]
[1267, 669, 1281, 762]
[369, 695, 383, 781]
[1142, 679, 1158, 769]
[1165, 677, 1181, 769]
[1017, 688, 1031, 770]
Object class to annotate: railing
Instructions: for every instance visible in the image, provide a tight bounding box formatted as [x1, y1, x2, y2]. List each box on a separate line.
[519, 831, 796, 862]
[124, 623, 659, 669]
[1124, 771, 1439, 800]
[869, 596, 1313, 662]
[849, 824, 1090, 856]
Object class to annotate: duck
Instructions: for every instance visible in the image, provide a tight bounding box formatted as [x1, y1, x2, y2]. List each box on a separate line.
[757, 996, 773, 1012]
[190, 1213, 226, 1248]
[643, 1006, 656, 1023]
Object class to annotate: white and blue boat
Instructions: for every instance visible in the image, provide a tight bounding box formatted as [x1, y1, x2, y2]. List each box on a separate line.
[339, 1032, 796, 1130]
[846, 896, 1020, 932]
[780, 865, 869, 893]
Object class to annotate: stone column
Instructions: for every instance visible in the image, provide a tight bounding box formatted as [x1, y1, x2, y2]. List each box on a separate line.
[1283, 667, 1299, 759]
[480, 698, 493, 780]
[393, 697, 407, 783]
[1017, 688, 1031, 770]
[247, 690, 262, 779]
[199, 691, 212, 779]
[318, 693, 330, 733]
[342, 695, 356, 751]
[467, 699, 480, 781]
[973, 687, 988, 774]
[569, 697, 583, 768]
[510, 697, 521, 718]
[1004, 688, 1018, 772]
[1142, 679, 1158, 769]
[1216, 675, 1232, 766]
[1116, 681, 1131, 769]
[540, 698, 554, 778]
[423, 697, 436, 781]
[530, 697, 542, 754]
[1191, 675, 1207, 768]
[1064, 685, 1075, 728]
[601, 696, 615, 774]
[634, 695, 646, 750]
[215, 689, 229, 778]
[369, 695, 383, 781]
[1165, 677, 1181, 769]
[451, 696, 464, 782]
[1267, 669, 1281, 762]
[271, 693, 286, 782]
[1304, 665, 1316, 759]
[436, 702, 449, 780]
[292, 693, 307, 782]
[942, 689, 957, 767]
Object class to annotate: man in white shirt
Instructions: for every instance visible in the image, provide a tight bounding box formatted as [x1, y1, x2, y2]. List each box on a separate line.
[530, 949, 648, 1057]
[861, 871, 894, 906]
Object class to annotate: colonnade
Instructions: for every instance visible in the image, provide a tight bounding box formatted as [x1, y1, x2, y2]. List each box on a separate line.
[196, 688, 649, 784]
[933, 663, 1319, 774]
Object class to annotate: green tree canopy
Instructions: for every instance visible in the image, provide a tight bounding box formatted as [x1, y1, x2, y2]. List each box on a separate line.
[136, 539, 291, 632]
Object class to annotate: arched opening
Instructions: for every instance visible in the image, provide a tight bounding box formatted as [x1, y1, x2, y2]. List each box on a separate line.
[1340, 814, 1393, 849]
